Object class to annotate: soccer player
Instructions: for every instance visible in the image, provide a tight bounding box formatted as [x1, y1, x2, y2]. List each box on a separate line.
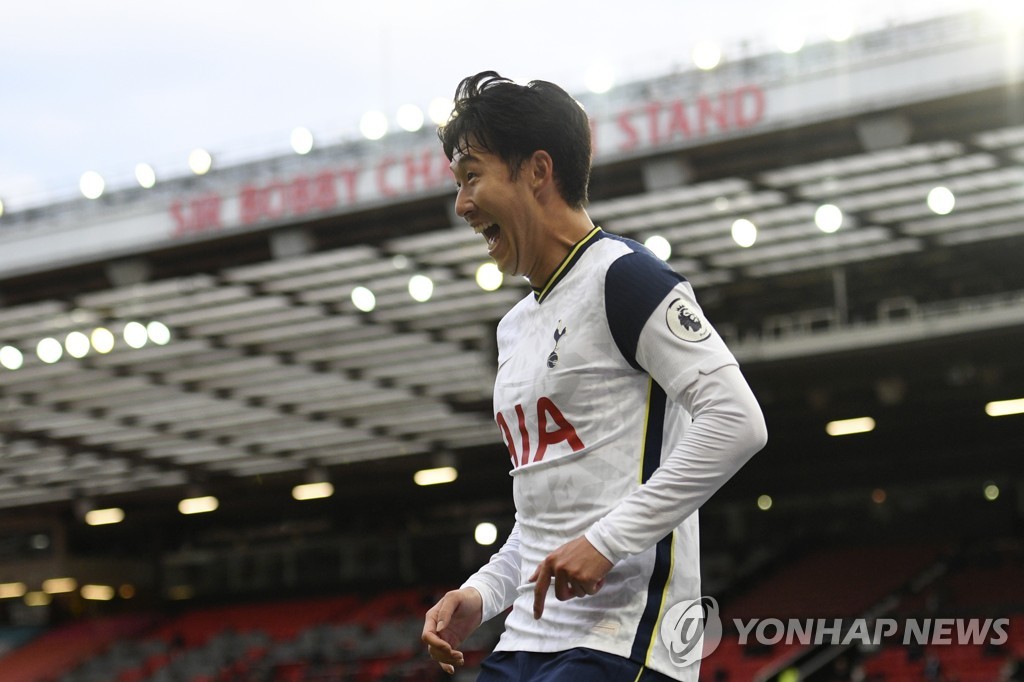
[421, 71, 768, 682]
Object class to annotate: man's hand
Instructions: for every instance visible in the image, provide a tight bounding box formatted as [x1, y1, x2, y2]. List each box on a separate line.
[529, 536, 613, 620]
[422, 587, 483, 674]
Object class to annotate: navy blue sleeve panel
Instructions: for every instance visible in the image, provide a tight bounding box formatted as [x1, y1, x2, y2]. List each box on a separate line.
[605, 250, 687, 370]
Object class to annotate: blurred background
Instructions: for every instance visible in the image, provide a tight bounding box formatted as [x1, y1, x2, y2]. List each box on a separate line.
[0, 1, 1022, 680]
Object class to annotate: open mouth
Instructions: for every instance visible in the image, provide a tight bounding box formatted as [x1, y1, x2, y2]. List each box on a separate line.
[483, 224, 501, 249]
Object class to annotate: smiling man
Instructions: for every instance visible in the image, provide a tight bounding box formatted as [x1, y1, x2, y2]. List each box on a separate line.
[422, 71, 767, 682]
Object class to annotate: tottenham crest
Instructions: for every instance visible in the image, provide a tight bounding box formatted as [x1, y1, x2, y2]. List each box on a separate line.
[547, 321, 567, 368]
[666, 298, 711, 343]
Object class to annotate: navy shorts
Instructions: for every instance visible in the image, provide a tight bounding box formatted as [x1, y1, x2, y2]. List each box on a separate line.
[476, 647, 676, 682]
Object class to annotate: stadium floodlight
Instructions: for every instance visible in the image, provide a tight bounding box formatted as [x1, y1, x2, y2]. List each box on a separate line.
[42, 578, 77, 594]
[65, 331, 90, 359]
[36, 338, 63, 364]
[147, 321, 171, 346]
[0, 583, 26, 599]
[815, 204, 843, 233]
[0, 198, 5, 217]
[413, 466, 458, 486]
[396, 104, 425, 133]
[985, 397, 1024, 417]
[775, 26, 806, 54]
[188, 148, 213, 175]
[178, 495, 219, 515]
[359, 111, 389, 140]
[135, 163, 156, 189]
[584, 62, 615, 94]
[0, 346, 23, 371]
[80, 585, 115, 601]
[476, 262, 503, 291]
[91, 327, 115, 354]
[290, 127, 314, 155]
[826, 416, 876, 436]
[85, 507, 125, 526]
[927, 186, 955, 215]
[731, 218, 758, 248]
[24, 592, 51, 607]
[351, 286, 376, 312]
[474, 522, 498, 546]
[692, 41, 722, 71]
[428, 97, 454, 125]
[123, 321, 148, 349]
[825, 14, 855, 42]
[80, 171, 105, 199]
[757, 494, 773, 511]
[644, 235, 672, 261]
[292, 482, 334, 501]
[408, 274, 434, 302]
[983, 483, 1000, 501]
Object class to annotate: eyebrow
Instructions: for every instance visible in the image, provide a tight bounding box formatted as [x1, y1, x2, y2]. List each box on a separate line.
[450, 153, 481, 177]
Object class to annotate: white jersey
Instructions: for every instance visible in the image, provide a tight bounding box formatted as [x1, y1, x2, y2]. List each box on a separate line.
[462, 227, 766, 681]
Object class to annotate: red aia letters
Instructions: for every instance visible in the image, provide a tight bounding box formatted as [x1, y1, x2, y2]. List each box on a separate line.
[496, 397, 584, 467]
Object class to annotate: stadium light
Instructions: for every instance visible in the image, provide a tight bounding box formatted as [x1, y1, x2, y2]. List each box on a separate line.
[91, 327, 115, 354]
[983, 482, 1000, 501]
[147, 321, 171, 345]
[65, 331, 90, 359]
[474, 522, 498, 546]
[24, 592, 51, 607]
[351, 286, 376, 312]
[123, 321, 148, 349]
[188, 149, 213, 175]
[927, 186, 955, 215]
[292, 482, 334, 501]
[135, 163, 156, 189]
[584, 62, 615, 94]
[408, 274, 434, 302]
[36, 338, 63, 364]
[178, 495, 219, 515]
[80, 171, 105, 199]
[290, 127, 314, 155]
[775, 26, 806, 54]
[42, 578, 77, 594]
[693, 41, 722, 71]
[360, 111, 389, 140]
[0, 198, 6, 217]
[815, 204, 843, 233]
[476, 263, 503, 291]
[826, 416, 876, 436]
[757, 494, 773, 511]
[644, 235, 672, 261]
[985, 397, 1024, 417]
[0, 583, 26, 599]
[396, 104, 425, 132]
[0, 346, 23, 370]
[732, 218, 757, 248]
[428, 97, 454, 125]
[825, 14, 855, 42]
[85, 507, 125, 526]
[413, 466, 458, 486]
[81, 585, 115, 601]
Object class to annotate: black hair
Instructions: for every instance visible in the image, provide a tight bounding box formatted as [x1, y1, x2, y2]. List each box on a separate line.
[438, 71, 592, 209]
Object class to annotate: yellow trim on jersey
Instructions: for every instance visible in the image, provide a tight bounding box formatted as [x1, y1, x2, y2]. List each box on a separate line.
[535, 226, 602, 303]
[632, 665, 645, 682]
[644, 532, 677, 668]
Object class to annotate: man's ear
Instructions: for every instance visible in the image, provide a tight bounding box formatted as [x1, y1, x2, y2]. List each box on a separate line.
[528, 150, 554, 191]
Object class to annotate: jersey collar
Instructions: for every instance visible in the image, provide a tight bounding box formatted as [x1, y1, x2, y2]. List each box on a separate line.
[532, 227, 604, 304]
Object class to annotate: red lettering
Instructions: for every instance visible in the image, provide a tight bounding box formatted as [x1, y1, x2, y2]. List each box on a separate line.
[337, 167, 359, 204]
[646, 101, 663, 146]
[313, 171, 338, 210]
[697, 93, 730, 136]
[376, 157, 399, 197]
[289, 175, 312, 216]
[534, 397, 585, 463]
[666, 100, 692, 140]
[616, 110, 639, 151]
[404, 150, 449, 193]
[735, 85, 766, 128]
[239, 186, 261, 225]
[496, 413, 518, 467]
[171, 193, 222, 237]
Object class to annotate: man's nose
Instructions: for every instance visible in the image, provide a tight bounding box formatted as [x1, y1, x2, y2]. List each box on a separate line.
[455, 187, 473, 219]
